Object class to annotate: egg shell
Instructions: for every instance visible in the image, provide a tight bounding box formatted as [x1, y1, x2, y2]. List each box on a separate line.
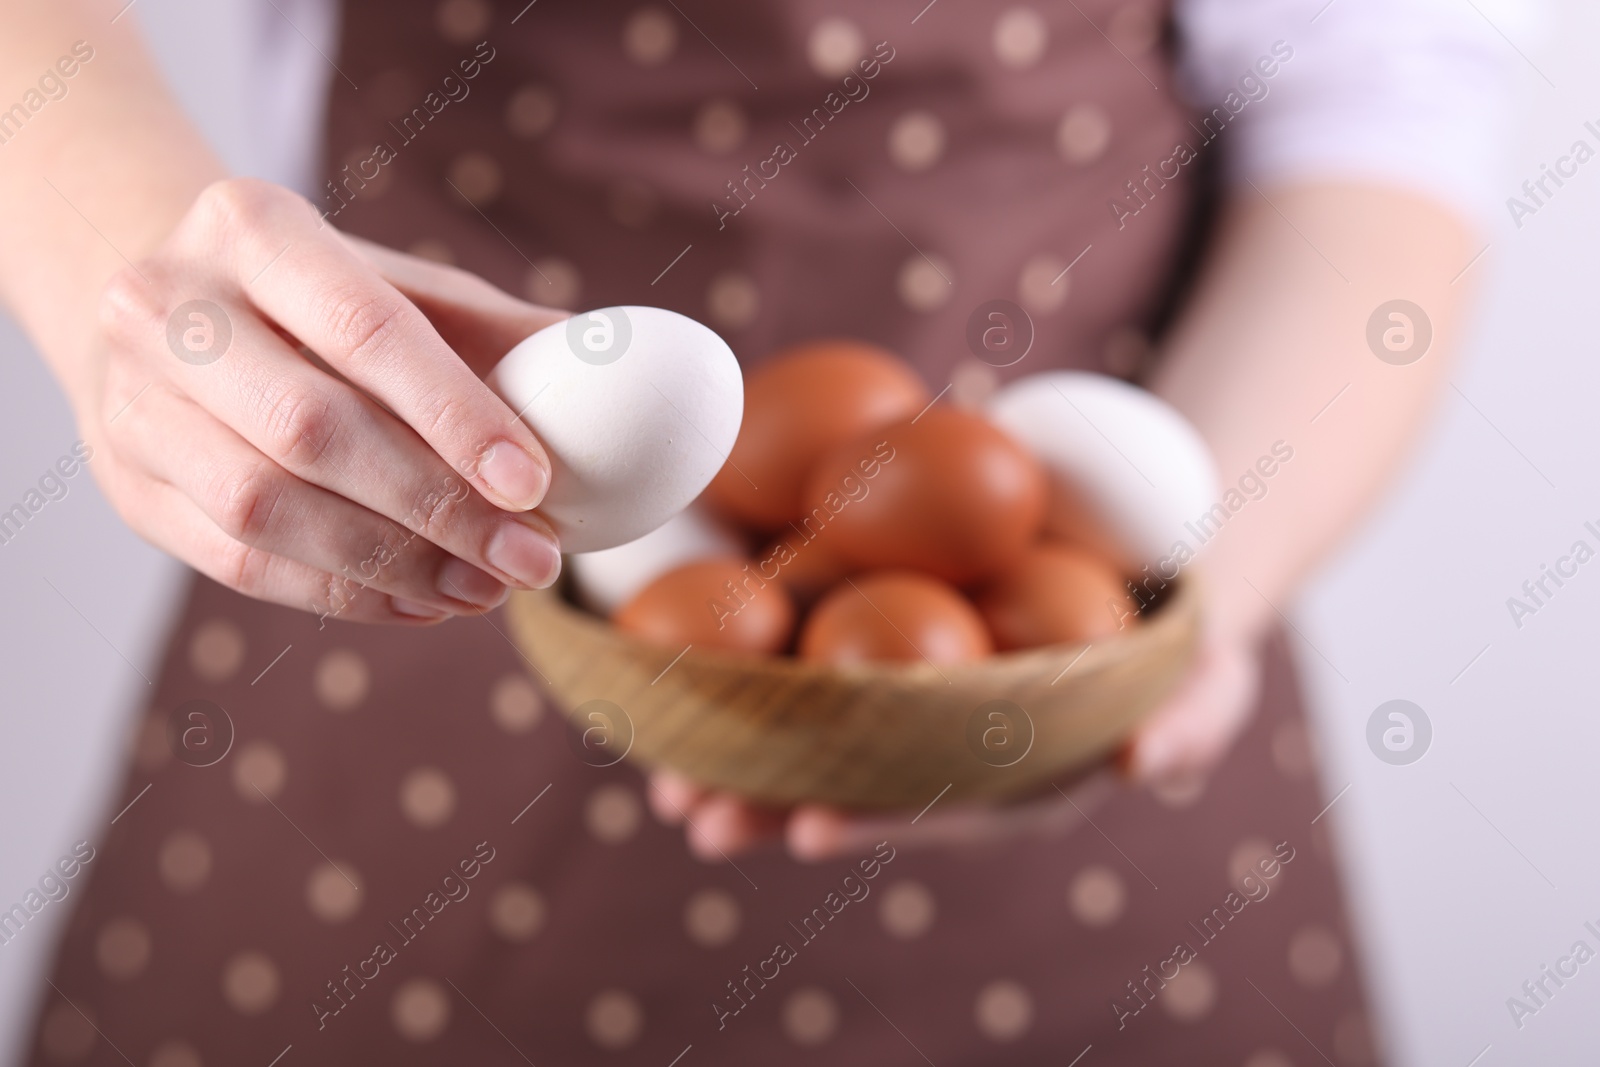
[703, 339, 929, 530]
[758, 530, 854, 607]
[803, 406, 1048, 586]
[976, 543, 1139, 651]
[488, 306, 743, 553]
[569, 505, 746, 617]
[799, 571, 992, 666]
[614, 557, 795, 654]
[985, 372, 1219, 571]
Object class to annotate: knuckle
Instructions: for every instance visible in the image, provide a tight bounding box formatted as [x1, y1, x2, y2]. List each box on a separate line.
[96, 267, 164, 347]
[215, 537, 278, 600]
[320, 286, 408, 367]
[406, 472, 469, 539]
[210, 463, 284, 543]
[262, 386, 341, 470]
[418, 393, 471, 442]
[194, 177, 282, 233]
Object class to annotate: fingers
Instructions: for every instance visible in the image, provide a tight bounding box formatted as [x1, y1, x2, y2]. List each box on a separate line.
[121, 386, 507, 616]
[183, 179, 555, 513]
[684, 795, 788, 862]
[345, 235, 565, 374]
[158, 307, 561, 592]
[649, 775, 787, 860]
[110, 469, 436, 625]
[647, 771, 708, 826]
[1123, 636, 1262, 785]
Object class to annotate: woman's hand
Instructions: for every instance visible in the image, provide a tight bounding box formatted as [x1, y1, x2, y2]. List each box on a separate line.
[648, 611, 1266, 863]
[85, 178, 568, 624]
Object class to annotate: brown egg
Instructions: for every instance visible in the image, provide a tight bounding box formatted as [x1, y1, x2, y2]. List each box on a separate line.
[704, 340, 930, 530]
[757, 529, 853, 607]
[803, 406, 1048, 586]
[614, 557, 795, 654]
[976, 543, 1138, 650]
[799, 571, 993, 665]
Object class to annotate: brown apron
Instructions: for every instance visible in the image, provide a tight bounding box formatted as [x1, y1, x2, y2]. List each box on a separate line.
[26, 2, 1380, 1064]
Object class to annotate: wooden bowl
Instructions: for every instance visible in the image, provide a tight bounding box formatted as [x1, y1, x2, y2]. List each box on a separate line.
[505, 578, 1201, 809]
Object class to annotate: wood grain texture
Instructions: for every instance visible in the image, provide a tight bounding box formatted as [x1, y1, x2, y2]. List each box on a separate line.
[506, 578, 1201, 808]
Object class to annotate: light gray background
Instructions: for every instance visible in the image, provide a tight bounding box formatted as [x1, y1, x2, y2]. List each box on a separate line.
[0, 2, 1592, 1064]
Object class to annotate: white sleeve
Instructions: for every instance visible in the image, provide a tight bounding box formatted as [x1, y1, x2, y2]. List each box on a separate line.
[1173, 0, 1543, 229]
[241, 0, 341, 195]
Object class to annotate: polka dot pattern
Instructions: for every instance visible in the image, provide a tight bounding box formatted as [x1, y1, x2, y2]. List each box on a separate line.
[188, 619, 244, 682]
[974, 980, 1033, 1042]
[526, 258, 581, 308]
[1272, 720, 1315, 778]
[489, 673, 543, 733]
[949, 359, 1001, 409]
[1018, 253, 1069, 313]
[993, 7, 1048, 69]
[306, 862, 364, 923]
[706, 271, 759, 329]
[221, 952, 280, 1015]
[132, 713, 170, 773]
[29, 9, 1380, 1062]
[1288, 926, 1343, 988]
[1244, 1050, 1295, 1067]
[489, 882, 547, 942]
[897, 253, 953, 311]
[693, 99, 747, 154]
[586, 784, 642, 843]
[447, 151, 503, 206]
[148, 1040, 203, 1067]
[1334, 1012, 1377, 1065]
[807, 17, 864, 77]
[1109, 2, 1162, 54]
[684, 887, 741, 947]
[586, 989, 643, 1050]
[435, 0, 490, 44]
[408, 239, 455, 265]
[1068, 865, 1125, 928]
[158, 831, 212, 894]
[95, 918, 151, 980]
[1160, 960, 1218, 1022]
[887, 111, 945, 172]
[505, 85, 558, 138]
[879, 880, 936, 939]
[400, 767, 457, 828]
[392, 978, 451, 1042]
[313, 648, 369, 712]
[39, 1002, 95, 1062]
[1058, 103, 1112, 164]
[782, 987, 839, 1045]
[232, 740, 286, 801]
[623, 7, 677, 65]
[1228, 838, 1277, 886]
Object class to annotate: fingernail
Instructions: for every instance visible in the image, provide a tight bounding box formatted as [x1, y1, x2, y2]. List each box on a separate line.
[393, 597, 451, 620]
[478, 439, 549, 510]
[487, 522, 562, 590]
[438, 558, 509, 608]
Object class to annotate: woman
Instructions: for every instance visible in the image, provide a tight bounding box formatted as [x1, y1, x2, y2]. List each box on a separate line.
[1, 0, 1505, 1063]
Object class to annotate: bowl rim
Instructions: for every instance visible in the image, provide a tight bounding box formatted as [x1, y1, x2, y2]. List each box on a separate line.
[520, 571, 1199, 690]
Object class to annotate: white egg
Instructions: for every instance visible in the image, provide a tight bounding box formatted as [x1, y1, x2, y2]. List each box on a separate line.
[986, 371, 1219, 571]
[568, 505, 745, 616]
[488, 306, 744, 553]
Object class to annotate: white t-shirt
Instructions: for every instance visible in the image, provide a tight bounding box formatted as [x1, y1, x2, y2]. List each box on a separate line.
[245, 0, 1529, 229]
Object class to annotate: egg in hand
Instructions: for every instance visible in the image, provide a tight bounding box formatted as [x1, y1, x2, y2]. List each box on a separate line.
[488, 306, 743, 553]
